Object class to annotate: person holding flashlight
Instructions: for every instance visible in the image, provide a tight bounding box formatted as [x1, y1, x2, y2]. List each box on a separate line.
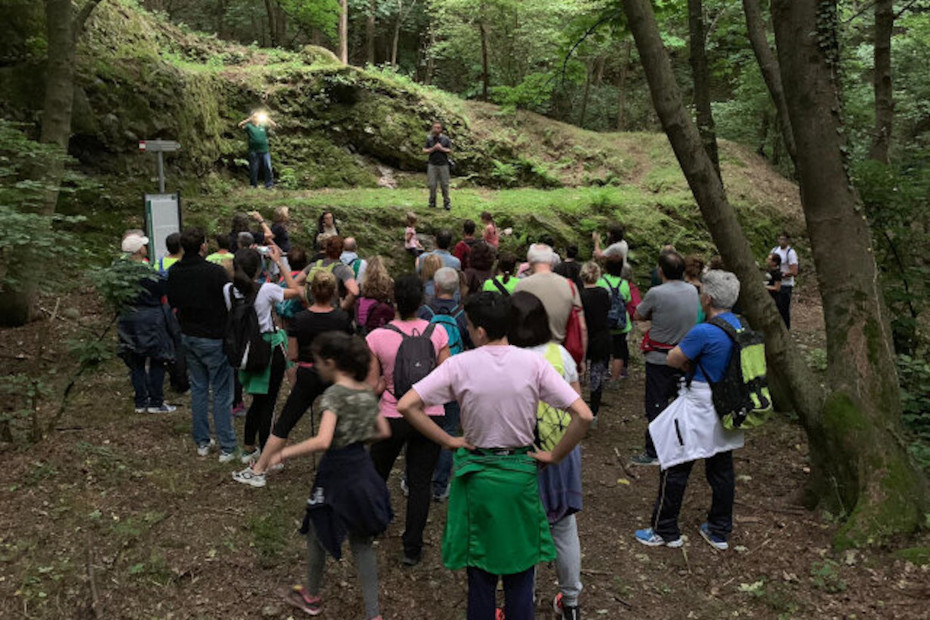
[238, 111, 278, 189]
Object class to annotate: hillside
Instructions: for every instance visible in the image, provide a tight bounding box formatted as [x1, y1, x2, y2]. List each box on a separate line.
[0, 0, 803, 267]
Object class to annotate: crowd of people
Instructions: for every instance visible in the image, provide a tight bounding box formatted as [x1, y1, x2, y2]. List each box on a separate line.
[114, 212, 793, 620]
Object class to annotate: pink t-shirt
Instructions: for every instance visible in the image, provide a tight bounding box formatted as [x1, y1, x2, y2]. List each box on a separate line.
[405, 226, 419, 250]
[413, 345, 580, 448]
[366, 319, 449, 418]
[483, 223, 499, 248]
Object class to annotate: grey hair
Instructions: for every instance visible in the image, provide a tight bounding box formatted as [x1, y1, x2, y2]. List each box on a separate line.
[434, 267, 459, 295]
[343, 237, 358, 252]
[702, 270, 740, 310]
[527, 243, 556, 266]
[237, 232, 255, 248]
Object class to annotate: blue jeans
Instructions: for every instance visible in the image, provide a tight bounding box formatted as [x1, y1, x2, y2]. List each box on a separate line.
[125, 353, 165, 408]
[433, 400, 461, 495]
[248, 151, 274, 188]
[183, 335, 236, 452]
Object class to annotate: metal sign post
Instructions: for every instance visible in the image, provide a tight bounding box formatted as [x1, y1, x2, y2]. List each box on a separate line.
[139, 140, 181, 193]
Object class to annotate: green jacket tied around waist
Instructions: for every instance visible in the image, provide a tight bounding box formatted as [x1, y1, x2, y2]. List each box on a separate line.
[442, 448, 555, 574]
[238, 331, 287, 395]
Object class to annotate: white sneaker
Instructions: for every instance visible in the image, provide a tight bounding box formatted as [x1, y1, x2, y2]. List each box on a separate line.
[147, 403, 178, 414]
[218, 450, 238, 464]
[197, 439, 216, 457]
[240, 448, 260, 464]
[268, 462, 285, 473]
[232, 466, 267, 487]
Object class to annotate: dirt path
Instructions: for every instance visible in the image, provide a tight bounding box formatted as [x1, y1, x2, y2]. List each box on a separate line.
[0, 295, 927, 619]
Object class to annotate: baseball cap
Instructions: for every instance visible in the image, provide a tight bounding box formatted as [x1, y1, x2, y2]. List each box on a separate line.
[121, 234, 149, 254]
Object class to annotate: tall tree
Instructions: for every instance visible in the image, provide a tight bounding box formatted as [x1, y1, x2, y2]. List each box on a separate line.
[741, 0, 797, 165]
[871, 0, 893, 163]
[366, 0, 377, 64]
[687, 0, 720, 178]
[264, 0, 278, 45]
[616, 39, 631, 130]
[479, 3, 490, 100]
[771, 0, 926, 544]
[622, 0, 928, 547]
[339, 0, 349, 63]
[39, 0, 105, 216]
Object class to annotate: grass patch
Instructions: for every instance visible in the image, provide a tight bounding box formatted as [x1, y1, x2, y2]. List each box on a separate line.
[247, 510, 291, 567]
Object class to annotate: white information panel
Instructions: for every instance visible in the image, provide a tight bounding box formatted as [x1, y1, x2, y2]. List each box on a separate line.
[144, 193, 182, 262]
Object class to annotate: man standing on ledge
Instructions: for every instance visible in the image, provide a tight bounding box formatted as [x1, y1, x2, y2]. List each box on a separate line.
[238, 111, 277, 189]
[423, 121, 452, 210]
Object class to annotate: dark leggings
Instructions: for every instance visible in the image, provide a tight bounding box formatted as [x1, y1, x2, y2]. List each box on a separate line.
[467, 566, 535, 620]
[273, 365, 330, 439]
[370, 417, 443, 557]
[243, 345, 287, 450]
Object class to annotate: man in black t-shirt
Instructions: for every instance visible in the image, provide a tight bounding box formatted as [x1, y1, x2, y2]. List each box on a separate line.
[423, 121, 452, 210]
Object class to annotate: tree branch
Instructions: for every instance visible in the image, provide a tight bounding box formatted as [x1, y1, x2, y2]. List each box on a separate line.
[559, 10, 622, 86]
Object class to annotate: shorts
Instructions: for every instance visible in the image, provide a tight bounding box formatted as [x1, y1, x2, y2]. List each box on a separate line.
[611, 332, 630, 363]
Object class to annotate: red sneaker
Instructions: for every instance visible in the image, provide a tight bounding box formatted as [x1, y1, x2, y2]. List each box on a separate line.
[284, 585, 322, 616]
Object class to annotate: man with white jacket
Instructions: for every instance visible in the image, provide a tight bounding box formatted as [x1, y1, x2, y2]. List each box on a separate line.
[634, 270, 745, 551]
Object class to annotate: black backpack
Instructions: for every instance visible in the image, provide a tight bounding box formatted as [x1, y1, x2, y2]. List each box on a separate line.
[384, 323, 437, 398]
[223, 285, 272, 373]
[605, 279, 628, 331]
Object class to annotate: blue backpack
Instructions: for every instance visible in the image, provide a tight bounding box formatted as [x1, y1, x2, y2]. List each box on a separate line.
[422, 303, 466, 356]
[605, 278, 629, 331]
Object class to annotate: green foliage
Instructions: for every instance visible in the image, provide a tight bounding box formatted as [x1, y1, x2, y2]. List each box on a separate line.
[854, 160, 930, 354]
[90, 260, 158, 315]
[278, 0, 341, 39]
[809, 559, 846, 594]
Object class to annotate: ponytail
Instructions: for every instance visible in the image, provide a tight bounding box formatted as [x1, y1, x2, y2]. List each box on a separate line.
[232, 249, 261, 297]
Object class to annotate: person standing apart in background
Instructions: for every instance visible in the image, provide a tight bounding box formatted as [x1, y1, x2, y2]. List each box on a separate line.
[481, 211, 500, 248]
[404, 212, 425, 259]
[238, 111, 277, 189]
[770, 232, 799, 329]
[423, 121, 452, 210]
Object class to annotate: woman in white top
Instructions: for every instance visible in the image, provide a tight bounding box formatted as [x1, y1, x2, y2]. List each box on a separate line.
[227, 246, 302, 460]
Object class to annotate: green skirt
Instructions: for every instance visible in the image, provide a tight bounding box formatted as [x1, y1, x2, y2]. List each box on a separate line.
[442, 448, 556, 575]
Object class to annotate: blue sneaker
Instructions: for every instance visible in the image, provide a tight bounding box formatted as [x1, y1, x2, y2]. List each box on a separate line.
[634, 528, 683, 548]
[699, 523, 729, 550]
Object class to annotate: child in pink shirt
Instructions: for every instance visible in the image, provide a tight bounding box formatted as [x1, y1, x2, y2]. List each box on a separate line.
[397, 291, 592, 619]
[404, 211, 424, 258]
[481, 210, 499, 248]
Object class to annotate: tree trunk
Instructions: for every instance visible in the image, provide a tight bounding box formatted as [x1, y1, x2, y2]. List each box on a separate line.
[366, 0, 376, 65]
[38, 0, 77, 216]
[423, 24, 435, 85]
[688, 0, 720, 179]
[742, 0, 797, 165]
[579, 63, 592, 127]
[391, 1, 402, 67]
[215, 0, 225, 37]
[624, 0, 927, 548]
[339, 0, 349, 64]
[275, 4, 287, 48]
[771, 0, 927, 546]
[594, 55, 606, 84]
[870, 0, 893, 163]
[479, 16, 490, 101]
[263, 0, 277, 46]
[616, 40, 631, 130]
